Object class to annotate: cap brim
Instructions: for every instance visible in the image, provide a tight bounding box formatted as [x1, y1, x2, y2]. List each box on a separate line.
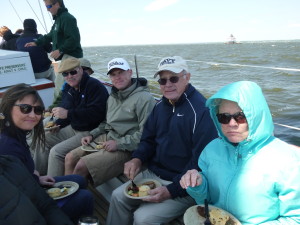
[153, 68, 183, 78]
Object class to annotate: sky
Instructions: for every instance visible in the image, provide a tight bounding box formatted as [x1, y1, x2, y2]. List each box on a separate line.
[2, 0, 300, 47]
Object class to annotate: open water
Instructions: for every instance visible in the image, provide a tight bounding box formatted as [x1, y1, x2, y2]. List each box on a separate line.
[82, 41, 300, 146]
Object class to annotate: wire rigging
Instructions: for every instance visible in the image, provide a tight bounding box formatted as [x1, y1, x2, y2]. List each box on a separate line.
[26, 0, 47, 33]
[37, 0, 48, 33]
[8, 0, 23, 24]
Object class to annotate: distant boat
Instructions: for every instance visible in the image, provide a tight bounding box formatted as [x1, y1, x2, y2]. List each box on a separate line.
[225, 34, 241, 44]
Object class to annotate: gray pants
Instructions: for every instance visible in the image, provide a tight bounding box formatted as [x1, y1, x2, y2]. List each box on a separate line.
[34, 66, 55, 82]
[33, 124, 89, 176]
[106, 169, 195, 225]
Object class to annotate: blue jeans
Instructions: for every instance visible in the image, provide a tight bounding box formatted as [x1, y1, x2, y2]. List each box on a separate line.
[54, 175, 94, 223]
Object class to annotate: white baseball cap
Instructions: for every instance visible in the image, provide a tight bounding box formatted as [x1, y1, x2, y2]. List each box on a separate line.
[154, 56, 189, 78]
[107, 58, 130, 75]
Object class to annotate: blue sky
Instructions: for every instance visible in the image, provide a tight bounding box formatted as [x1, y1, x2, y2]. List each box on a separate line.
[2, 0, 300, 46]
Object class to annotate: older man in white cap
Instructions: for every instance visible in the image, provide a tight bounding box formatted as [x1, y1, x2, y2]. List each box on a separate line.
[106, 56, 218, 225]
[64, 57, 156, 186]
[33, 57, 109, 176]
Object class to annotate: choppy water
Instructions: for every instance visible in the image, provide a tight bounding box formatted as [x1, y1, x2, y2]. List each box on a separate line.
[83, 41, 300, 146]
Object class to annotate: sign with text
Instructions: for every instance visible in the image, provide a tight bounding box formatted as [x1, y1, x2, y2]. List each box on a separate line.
[0, 50, 35, 88]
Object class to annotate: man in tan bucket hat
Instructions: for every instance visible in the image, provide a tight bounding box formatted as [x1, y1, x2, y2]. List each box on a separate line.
[33, 57, 109, 176]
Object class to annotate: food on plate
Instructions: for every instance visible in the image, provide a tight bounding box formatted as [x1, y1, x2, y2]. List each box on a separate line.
[0, 113, 5, 120]
[142, 181, 156, 189]
[47, 187, 68, 198]
[127, 181, 157, 197]
[197, 205, 205, 217]
[44, 111, 52, 117]
[196, 206, 237, 225]
[95, 144, 103, 149]
[44, 121, 55, 128]
[138, 185, 150, 197]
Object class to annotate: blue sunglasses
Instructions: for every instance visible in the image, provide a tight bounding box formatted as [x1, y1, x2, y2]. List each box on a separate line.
[46, 4, 54, 9]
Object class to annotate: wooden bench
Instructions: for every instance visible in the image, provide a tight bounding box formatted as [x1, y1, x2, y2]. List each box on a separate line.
[88, 174, 185, 225]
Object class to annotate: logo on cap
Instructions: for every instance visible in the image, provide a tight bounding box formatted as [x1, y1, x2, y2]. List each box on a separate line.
[159, 58, 176, 66]
[109, 61, 124, 69]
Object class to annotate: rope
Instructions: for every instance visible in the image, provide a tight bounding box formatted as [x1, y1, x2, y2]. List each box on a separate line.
[274, 123, 300, 131]
[8, 0, 23, 24]
[37, 0, 48, 33]
[26, 0, 47, 33]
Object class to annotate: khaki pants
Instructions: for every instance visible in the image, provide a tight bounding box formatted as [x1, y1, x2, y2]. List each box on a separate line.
[70, 134, 132, 186]
[33, 124, 89, 176]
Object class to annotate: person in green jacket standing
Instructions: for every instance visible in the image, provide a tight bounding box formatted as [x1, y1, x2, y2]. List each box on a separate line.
[64, 58, 157, 186]
[25, 0, 82, 60]
[25, 0, 83, 106]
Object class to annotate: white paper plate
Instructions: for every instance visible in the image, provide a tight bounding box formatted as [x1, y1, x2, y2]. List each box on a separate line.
[184, 205, 241, 225]
[47, 181, 79, 200]
[44, 125, 59, 131]
[123, 178, 162, 199]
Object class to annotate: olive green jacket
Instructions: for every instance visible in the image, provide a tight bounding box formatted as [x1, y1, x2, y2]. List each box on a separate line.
[90, 78, 156, 151]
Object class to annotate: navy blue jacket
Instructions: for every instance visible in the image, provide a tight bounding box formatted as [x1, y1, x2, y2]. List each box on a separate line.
[0, 155, 73, 225]
[16, 32, 52, 73]
[56, 73, 109, 131]
[133, 84, 218, 198]
[0, 129, 39, 183]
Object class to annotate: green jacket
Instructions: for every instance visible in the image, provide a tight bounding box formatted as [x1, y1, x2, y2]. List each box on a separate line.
[36, 7, 82, 59]
[90, 78, 156, 151]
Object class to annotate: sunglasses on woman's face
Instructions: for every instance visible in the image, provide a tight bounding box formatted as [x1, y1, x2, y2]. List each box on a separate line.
[14, 104, 44, 115]
[216, 112, 247, 124]
[62, 69, 78, 77]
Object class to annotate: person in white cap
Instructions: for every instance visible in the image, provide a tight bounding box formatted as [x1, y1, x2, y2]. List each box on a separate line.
[106, 56, 218, 225]
[64, 58, 156, 186]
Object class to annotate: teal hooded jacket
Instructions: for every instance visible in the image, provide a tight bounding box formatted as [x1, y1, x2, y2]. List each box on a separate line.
[187, 81, 300, 224]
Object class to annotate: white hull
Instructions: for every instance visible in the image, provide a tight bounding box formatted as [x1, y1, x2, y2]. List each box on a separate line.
[0, 50, 54, 108]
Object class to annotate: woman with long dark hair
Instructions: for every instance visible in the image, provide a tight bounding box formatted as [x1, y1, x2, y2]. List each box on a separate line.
[0, 83, 94, 224]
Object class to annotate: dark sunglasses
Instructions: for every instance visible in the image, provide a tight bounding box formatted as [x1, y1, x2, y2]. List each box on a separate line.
[62, 69, 78, 77]
[157, 74, 185, 85]
[14, 104, 44, 115]
[216, 112, 247, 124]
[46, 4, 54, 9]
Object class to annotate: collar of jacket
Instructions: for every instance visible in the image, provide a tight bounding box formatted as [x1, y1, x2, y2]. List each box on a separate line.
[162, 83, 195, 106]
[111, 78, 147, 100]
[53, 7, 68, 20]
[66, 71, 89, 94]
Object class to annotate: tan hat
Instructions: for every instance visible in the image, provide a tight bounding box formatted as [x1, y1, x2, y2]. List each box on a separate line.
[154, 56, 189, 78]
[80, 58, 94, 74]
[58, 58, 80, 73]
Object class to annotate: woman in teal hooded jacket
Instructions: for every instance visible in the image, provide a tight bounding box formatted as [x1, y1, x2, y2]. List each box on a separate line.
[180, 81, 300, 224]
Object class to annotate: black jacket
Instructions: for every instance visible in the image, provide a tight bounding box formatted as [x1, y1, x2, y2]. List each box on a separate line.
[56, 73, 109, 131]
[16, 32, 52, 73]
[0, 30, 18, 50]
[0, 155, 73, 225]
